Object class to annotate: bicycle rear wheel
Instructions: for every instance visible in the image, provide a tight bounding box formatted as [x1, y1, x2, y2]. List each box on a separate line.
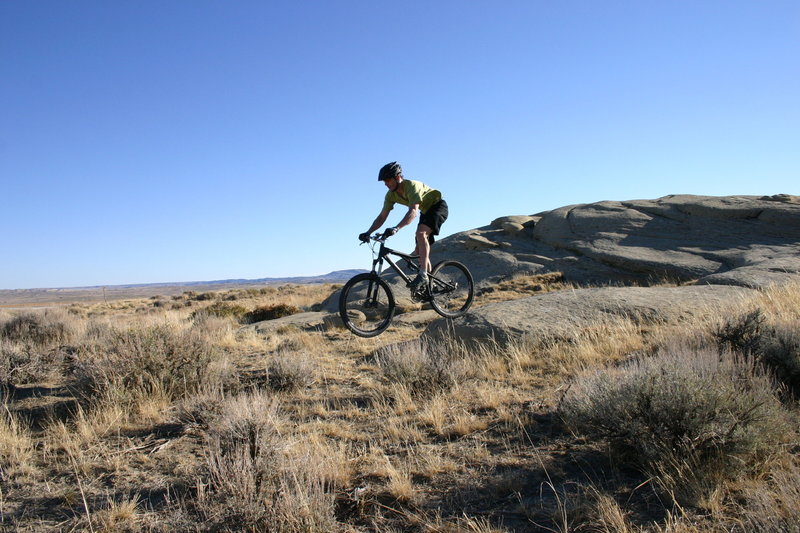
[429, 260, 474, 318]
[339, 273, 396, 337]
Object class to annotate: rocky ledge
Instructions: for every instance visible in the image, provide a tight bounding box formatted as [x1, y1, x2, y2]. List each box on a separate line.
[424, 194, 800, 344]
[434, 194, 800, 289]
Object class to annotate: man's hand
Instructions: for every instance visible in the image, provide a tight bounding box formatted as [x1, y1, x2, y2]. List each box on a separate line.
[382, 227, 399, 239]
[358, 232, 370, 243]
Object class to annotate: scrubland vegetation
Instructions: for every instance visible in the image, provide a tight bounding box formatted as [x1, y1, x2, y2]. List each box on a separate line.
[1, 279, 798, 531]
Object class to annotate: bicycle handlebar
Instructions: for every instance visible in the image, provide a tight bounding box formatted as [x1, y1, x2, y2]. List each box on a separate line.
[360, 232, 392, 245]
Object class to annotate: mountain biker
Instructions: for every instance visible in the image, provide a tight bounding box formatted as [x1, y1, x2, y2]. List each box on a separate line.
[359, 161, 449, 292]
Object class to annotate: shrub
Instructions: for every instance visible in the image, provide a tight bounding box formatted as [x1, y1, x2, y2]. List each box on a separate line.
[559, 345, 792, 504]
[0, 340, 26, 385]
[74, 323, 218, 404]
[195, 292, 217, 301]
[242, 304, 301, 324]
[756, 323, 800, 399]
[0, 340, 71, 386]
[0, 310, 76, 385]
[375, 339, 465, 397]
[0, 309, 76, 346]
[190, 302, 248, 321]
[715, 309, 800, 399]
[714, 309, 766, 355]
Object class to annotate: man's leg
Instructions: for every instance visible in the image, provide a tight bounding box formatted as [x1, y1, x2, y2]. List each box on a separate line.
[413, 200, 446, 289]
[409, 224, 433, 291]
[416, 224, 433, 274]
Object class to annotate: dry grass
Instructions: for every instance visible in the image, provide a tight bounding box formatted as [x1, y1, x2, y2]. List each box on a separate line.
[90, 493, 142, 531]
[196, 390, 339, 531]
[374, 338, 468, 397]
[0, 280, 798, 531]
[736, 454, 800, 530]
[266, 350, 316, 392]
[65, 283, 339, 320]
[0, 404, 36, 480]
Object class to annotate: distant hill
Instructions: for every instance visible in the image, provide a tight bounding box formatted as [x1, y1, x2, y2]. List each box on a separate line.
[82, 270, 367, 289]
[0, 270, 365, 308]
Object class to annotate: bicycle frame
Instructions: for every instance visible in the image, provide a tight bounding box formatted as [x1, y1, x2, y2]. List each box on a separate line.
[367, 236, 420, 286]
[340, 234, 474, 336]
[364, 235, 461, 299]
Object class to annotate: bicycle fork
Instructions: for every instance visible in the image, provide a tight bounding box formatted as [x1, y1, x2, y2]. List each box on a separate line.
[364, 256, 385, 308]
[364, 278, 382, 308]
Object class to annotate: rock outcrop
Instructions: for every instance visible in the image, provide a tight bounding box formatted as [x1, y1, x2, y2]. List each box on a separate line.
[423, 194, 800, 345]
[424, 284, 754, 344]
[432, 194, 800, 289]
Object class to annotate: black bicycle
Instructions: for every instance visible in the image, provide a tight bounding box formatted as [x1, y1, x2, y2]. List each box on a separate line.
[339, 233, 474, 337]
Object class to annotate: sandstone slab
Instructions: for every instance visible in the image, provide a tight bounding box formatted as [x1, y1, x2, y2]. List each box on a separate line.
[423, 285, 756, 345]
[243, 311, 330, 333]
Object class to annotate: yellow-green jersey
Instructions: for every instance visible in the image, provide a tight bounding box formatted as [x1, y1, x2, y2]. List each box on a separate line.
[382, 180, 442, 214]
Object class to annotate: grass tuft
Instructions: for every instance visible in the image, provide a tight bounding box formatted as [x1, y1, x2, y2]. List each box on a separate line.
[266, 352, 315, 392]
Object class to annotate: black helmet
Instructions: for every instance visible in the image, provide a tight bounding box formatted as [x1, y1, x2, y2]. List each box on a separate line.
[378, 161, 402, 181]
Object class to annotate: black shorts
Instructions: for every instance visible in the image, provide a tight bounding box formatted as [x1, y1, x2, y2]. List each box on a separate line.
[419, 199, 448, 243]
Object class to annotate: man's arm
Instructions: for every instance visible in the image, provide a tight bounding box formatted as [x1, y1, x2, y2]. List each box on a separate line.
[362, 204, 419, 241]
[394, 204, 420, 230]
[365, 209, 391, 235]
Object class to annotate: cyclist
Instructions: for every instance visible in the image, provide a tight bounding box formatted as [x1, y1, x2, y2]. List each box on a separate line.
[359, 161, 448, 292]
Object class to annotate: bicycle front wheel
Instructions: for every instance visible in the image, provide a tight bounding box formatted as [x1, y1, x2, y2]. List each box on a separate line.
[339, 273, 396, 337]
[429, 260, 474, 318]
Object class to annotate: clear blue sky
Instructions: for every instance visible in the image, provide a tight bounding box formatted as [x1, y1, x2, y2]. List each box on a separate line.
[2, 1, 797, 289]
